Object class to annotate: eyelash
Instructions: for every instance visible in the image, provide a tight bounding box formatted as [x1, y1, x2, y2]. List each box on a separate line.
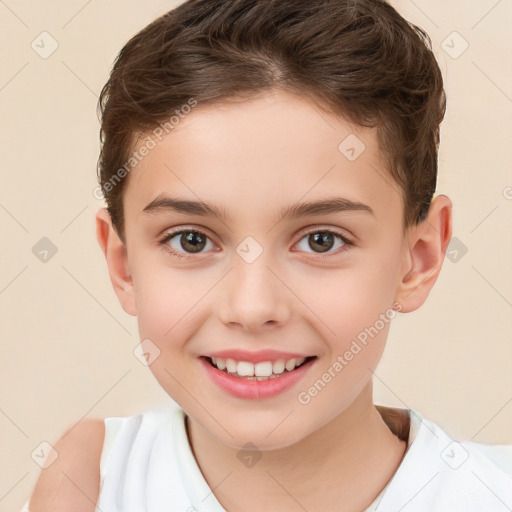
[158, 227, 354, 260]
[158, 227, 212, 260]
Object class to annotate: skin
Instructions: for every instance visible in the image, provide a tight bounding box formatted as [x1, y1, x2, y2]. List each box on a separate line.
[28, 419, 104, 511]
[95, 89, 452, 511]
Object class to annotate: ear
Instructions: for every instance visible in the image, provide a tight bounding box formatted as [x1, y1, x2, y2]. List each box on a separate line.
[95, 208, 137, 316]
[394, 195, 452, 313]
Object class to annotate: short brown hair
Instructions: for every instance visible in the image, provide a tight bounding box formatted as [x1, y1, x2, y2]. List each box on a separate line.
[97, 0, 446, 243]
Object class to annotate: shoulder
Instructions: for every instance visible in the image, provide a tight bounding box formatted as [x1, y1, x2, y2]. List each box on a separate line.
[377, 412, 512, 510]
[462, 440, 512, 478]
[28, 418, 105, 512]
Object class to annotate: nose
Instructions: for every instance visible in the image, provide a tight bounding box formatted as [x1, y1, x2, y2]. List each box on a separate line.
[218, 254, 292, 333]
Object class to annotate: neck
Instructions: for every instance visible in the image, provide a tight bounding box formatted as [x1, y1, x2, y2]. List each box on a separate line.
[186, 382, 408, 512]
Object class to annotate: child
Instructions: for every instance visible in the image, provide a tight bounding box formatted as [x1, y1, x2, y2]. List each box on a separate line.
[25, 0, 512, 510]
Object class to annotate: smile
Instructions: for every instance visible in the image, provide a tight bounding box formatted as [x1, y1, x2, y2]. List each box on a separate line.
[207, 356, 315, 380]
[199, 355, 318, 399]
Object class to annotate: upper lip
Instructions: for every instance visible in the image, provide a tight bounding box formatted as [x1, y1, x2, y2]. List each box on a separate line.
[202, 349, 316, 364]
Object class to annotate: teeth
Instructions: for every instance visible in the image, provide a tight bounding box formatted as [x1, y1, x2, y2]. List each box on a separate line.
[238, 361, 254, 376]
[209, 356, 309, 377]
[285, 358, 296, 371]
[272, 359, 285, 374]
[226, 358, 237, 373]
[254, 361, 273, 377]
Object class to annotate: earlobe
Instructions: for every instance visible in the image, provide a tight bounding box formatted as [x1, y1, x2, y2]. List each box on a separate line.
[95, 208, 137, 316]
[394, 195, 453, 313]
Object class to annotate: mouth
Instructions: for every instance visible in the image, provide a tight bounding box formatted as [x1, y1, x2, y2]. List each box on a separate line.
[201, 355, 317, 380]
[199, 354, 318, 399]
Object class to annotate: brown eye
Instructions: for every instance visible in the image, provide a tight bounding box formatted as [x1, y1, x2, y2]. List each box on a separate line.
[295, 229, 351, 256]
[178, 231, 207, 253]
[308, 232, 336, 253]
[160, 229, 214, 257]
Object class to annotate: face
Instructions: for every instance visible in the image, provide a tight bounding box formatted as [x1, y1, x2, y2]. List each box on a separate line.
[115, 90, 411, 450]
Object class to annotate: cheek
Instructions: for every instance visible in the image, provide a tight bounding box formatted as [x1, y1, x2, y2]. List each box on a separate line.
[290, 243, 401, 406]
[130, 253, 210, 348]
[130, 262, 212, 403]
[295, 254, 400, 346]
[293, 262, 398, 413]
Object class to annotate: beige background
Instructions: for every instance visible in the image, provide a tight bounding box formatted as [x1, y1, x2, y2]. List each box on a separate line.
[1, 0, 511, 509]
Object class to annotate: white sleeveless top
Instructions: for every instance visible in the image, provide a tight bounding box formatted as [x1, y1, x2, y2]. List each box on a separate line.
[97, 405, 397, 511]
[21, 405, 512, 511]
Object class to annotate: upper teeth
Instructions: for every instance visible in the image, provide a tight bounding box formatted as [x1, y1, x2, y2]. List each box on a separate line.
[211, 357, 306, 377]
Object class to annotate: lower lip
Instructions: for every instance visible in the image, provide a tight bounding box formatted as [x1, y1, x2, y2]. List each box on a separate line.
[199, 356, 316, 400]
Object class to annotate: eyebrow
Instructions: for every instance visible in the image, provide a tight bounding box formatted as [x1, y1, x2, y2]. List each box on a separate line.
[142, 194, 374, 222]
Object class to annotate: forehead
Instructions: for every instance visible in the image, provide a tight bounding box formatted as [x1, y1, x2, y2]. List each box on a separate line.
[123, 90, 402, 226]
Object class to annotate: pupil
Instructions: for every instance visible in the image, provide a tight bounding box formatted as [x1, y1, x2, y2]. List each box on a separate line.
[309, 232, 333, 253]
